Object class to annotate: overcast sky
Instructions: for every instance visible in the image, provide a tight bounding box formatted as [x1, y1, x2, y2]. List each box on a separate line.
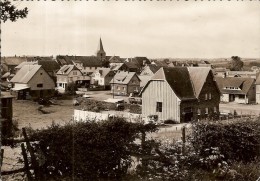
[2, 1, 260, 58]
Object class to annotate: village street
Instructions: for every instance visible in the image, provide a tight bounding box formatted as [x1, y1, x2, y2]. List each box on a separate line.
[219, 102, 260, 115]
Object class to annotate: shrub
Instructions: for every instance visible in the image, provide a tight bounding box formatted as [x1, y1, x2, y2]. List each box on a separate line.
[28, 118, 157, 180]
[129, 104, 142, 114]
[190, 118, 260, 162]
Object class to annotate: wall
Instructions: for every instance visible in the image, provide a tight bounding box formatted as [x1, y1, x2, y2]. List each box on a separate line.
[142, 80, 180, 123]
[127, 75, 141, 94]
[28, 67, 55, 91]
[256, 85, 260, 104]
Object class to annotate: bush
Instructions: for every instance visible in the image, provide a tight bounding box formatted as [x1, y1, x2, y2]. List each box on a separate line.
[190, 118, 260, 162]
[28, 118, 157, 180]
[129, 104, 142, 114]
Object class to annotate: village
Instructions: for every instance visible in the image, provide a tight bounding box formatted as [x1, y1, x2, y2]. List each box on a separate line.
[1, 1, 260, 181]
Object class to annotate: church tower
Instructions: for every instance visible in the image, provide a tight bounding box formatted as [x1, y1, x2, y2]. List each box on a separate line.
[96, 38, 106, 61]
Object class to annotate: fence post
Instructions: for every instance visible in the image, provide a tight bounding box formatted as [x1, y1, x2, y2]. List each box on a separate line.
[22, 128, 41, 180]
[1, 149, 4, 169]
[21, 143, 32, 181]
[182, 126, 186, 155]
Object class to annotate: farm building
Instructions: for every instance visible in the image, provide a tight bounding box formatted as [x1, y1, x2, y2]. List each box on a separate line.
[140, 67, 220, 123]
[110, 71, 141, 96]
[10, 65, 56, 99]
[215, 77, 256, 104]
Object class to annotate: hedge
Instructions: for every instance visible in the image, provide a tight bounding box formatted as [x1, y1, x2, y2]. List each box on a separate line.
[190, 118, 260, 162]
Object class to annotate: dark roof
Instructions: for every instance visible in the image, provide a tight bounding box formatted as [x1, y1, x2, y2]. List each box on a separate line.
[2, 57, 27, 66]
[124, 62, 139, 69]
[163, 67, 196, 100]
[147, 64, 162, 73]
[128, 57, 151, 68]
[110, 72, 140, 84]
[140, 67, 214, 100]
[215, 77, 255, 95]
[72, 56, 103, 67]
[56, 55, 74, 65]
[37, 59, 60, 72]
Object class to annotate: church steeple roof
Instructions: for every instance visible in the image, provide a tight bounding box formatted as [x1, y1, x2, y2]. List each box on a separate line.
[97, 38, 105, 52]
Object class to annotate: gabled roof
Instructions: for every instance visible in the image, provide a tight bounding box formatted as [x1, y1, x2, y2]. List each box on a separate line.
[108, 56, 123, 63]
[111, 63, 124, 71]
[15, 61, 37, 69]
[57, 65, 80, 75]
[215, 77, 255, 95]
[127, 57, 151, 68]
[10, 65, 42, 83]
[95, 68, 113, 78]
[2, 57, 27, 66]
[139, 75, 153, 88]
[141, 67, 203, 100]
[110, 72, 140, 85]
[188, 67, 211, 98]
[146, 64, 162, 74]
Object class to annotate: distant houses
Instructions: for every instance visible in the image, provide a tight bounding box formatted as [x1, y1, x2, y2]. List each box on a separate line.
[140, 67, 220, 123]
[110, 71, 141, 96]
[91, 68, 116, 90]
[10, 65, 56, 99]
[215, 77, 256, 104]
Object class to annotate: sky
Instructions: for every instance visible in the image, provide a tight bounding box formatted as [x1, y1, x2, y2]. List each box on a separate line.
[2, 1, 260, 59]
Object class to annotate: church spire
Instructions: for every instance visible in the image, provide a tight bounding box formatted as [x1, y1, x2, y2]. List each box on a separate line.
[97, 38, 104, 52]
[96, 37, 106, 61]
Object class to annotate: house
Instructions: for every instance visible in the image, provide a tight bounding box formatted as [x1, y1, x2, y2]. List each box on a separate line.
[0, 92, 15, 137]
[14, 61, 37, 73]
[107, 56, 123, 63]
[10, 65, 56, 100]
[91, 68, 116, 89]
[140, 67, 220, 123]
[56, 65, 90, 93]
[125, 57, 151, 72]
[121, 62, 139, 73]
[256, 74, 260, 104]
[140, 64, 161, 76]
[1, 56, 27, 74]
[56, 55, 74, 66]
[110, 71, 141, 96]
[215, 77, 256, 104]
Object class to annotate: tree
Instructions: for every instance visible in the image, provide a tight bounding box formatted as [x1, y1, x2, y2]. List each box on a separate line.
[0, 0, 28, 23]
[229, 56, 244, 71]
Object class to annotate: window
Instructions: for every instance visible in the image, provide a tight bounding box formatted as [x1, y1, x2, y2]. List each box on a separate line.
[156, 102, 162, 112]
[197, 108, 201, 115]
[205, 93, 208, 100]
[59, 83, 62, 87]
[117, 86, 120, 90]
[205, 108, 208, 114]
[73, 71, 77, 75]
[37, 84, 43, 88]
[123, 87, 126, 91]
[40, 72, 43, 75]
[214, 107, 217, 113]
[209, 93, 212, 100]
[238, 95, 245, 99]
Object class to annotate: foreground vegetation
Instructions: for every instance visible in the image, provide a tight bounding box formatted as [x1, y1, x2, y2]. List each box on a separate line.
[26, 118, 260, 180]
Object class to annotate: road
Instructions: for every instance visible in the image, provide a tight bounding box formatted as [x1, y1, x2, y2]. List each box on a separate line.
[219, 103, 260, 115]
